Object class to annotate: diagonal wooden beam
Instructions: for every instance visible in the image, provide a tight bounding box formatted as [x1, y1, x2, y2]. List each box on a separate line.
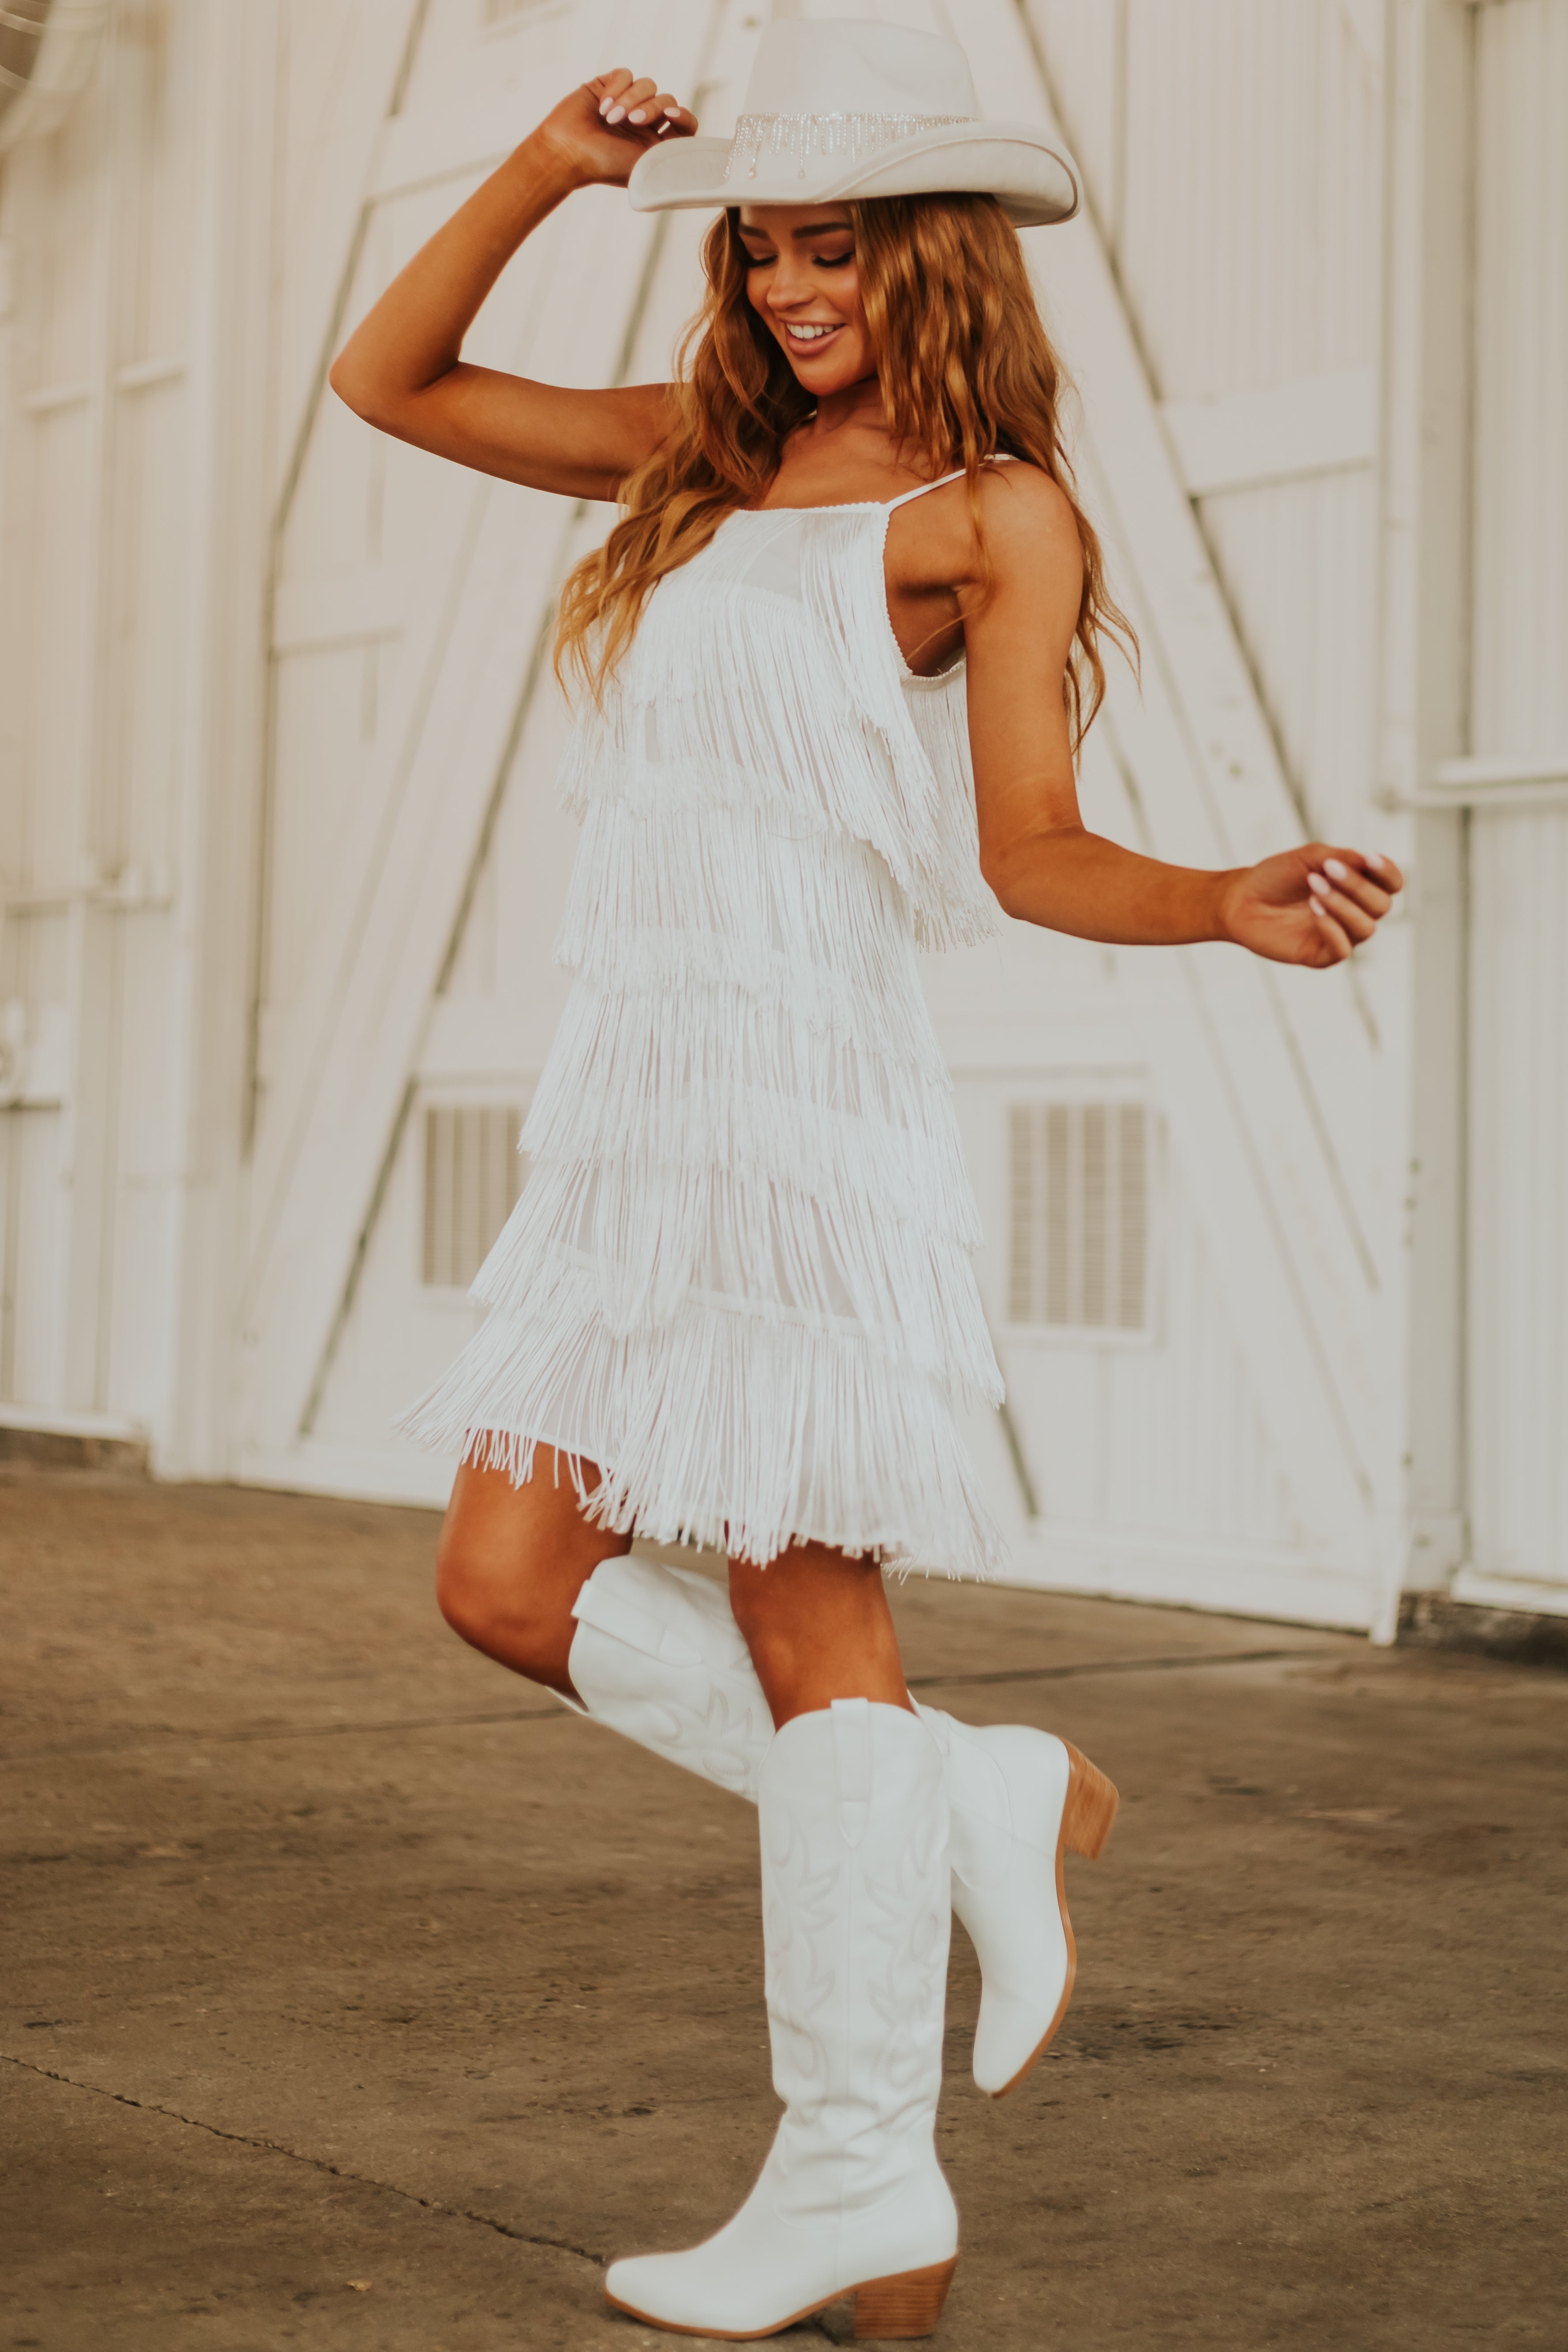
[271, 0, 429, 527]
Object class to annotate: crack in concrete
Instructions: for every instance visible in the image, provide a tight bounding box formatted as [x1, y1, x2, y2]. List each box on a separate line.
[0, 2051, 604, 2269]
[0, 1704, 564, 1766]
[0, 1646, 1338, 1766]
[908, 1645, 1332, 1690]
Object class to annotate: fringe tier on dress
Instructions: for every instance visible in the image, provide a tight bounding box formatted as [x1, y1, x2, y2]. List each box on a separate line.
[399, 497, 1008, 1577]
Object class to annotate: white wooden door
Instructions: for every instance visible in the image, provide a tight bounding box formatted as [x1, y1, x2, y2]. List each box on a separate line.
[234, 0, 729, 1492]
[1452, 0, 1568, 1619]
[942, 0, 1397, 1627]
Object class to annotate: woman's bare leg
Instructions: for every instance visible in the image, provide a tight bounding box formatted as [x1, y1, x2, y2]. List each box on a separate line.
[435, 1449, 631, 1698]
[728, 1541, 913, 1728]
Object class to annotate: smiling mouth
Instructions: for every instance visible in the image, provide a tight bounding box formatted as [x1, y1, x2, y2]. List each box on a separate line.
[783, 320, 844, 349]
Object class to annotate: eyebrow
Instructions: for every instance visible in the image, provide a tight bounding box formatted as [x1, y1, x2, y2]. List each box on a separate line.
[737, 220, 854, 242]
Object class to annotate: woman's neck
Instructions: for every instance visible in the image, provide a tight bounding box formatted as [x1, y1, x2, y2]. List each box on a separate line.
[796, 377, 885, 444]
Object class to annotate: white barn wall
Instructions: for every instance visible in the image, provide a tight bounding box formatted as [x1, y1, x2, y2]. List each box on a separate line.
[1458, 0, 1568, 1611]
[0, 2, 255, 1447]
[2, 0, 1564, 1631]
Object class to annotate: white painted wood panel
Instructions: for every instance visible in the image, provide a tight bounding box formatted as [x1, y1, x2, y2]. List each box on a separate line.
[1020, 0, 1124, 239]
[0, 0, 275, 1454]
[1162, 368, 1376, 498]
[1027, 0, 1387, 862]
[1199, 465, 1380, 865]
[1471, 0, 1568, 759]
[1466, 809, 1568, 1595]
[1463, 0, 1568, 1606]
[235, 0, 721, 1469]
[274, 1, 420, 501]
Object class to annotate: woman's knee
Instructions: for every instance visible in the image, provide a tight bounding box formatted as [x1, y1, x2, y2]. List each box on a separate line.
[433, 1455, 613, 1679]
[433, 1521, 495, 1643]
[433, 1518, 574, 1678]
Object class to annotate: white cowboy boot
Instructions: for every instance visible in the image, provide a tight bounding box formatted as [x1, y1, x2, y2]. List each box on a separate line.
[915, 1707, 1117, 2096]
[565, 1551, 773, 1799]
[566, 1552, 1117, 2096]
[605, 1698, 959, 2341]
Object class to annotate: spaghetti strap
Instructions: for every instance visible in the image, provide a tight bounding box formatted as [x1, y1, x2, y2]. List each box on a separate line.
[884, 454, 1018, 510]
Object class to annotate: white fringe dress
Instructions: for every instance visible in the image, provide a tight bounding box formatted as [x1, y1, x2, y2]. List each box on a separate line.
[401, 476, 1008, 1578]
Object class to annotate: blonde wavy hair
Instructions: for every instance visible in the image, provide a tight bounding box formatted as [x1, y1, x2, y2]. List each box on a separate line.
[554, 192, 1133, 745]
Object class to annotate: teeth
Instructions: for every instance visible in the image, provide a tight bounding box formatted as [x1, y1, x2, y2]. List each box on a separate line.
[787, 323, 839, 341]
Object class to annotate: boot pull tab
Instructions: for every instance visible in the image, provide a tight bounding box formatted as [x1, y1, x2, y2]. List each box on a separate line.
[830, 1696, 872, 1847]
[571, 1576, 701, 1668]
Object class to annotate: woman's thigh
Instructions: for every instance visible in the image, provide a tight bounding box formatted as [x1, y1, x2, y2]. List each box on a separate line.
[436, 1447, 631, 1690]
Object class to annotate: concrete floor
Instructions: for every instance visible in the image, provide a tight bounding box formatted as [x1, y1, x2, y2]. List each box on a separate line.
[2, 1469, 1563, 2351]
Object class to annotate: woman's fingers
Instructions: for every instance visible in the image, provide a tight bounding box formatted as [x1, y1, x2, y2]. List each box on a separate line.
[600, 74, 658, 125]
[627, 87, 678, 126]
[1299, 844, 1403, 956]
[1321, 857, 1392, 916]
[648, 96, 696, 134]
[1305, 846, 1403, 905]
[1307, 899, 1354, 961]
[586, 71, 695, 137]
[1306, 872, 1378, 942]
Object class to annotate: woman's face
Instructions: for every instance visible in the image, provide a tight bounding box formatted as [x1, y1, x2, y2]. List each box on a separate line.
[736, 205, 876, 394]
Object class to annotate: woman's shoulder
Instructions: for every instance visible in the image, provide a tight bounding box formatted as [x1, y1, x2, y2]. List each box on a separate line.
[974, 456, 1075, 532]
[895, 458, 1080, 595]
[970, 459, 1083, 590]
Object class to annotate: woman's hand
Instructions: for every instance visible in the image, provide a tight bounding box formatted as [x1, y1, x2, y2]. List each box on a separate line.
[534, 70, 698, 192]
[1218, 845, 1403, 967]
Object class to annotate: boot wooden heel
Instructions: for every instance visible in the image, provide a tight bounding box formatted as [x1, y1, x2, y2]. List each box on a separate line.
[853, 2254, 959, 2339]
[1062, 1743, 1119, 1860]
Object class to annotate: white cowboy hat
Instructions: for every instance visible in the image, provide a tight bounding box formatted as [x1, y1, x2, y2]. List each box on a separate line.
[627, 18, 1078, 230]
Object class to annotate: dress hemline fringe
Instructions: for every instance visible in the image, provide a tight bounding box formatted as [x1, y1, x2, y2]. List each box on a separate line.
[397, 1274, 1008, 1584]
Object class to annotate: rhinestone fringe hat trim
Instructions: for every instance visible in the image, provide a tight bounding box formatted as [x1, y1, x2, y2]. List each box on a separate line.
[725, 110, 974, 184]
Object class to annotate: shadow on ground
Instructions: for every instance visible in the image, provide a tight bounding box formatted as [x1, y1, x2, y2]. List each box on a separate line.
[1, 1469, 1563, 2348]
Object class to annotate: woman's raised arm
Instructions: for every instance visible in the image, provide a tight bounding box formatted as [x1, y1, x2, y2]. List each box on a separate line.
[328, 71, 696, 501]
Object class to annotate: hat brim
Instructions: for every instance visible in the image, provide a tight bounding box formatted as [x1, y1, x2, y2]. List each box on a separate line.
[627, 123, 1079, 230]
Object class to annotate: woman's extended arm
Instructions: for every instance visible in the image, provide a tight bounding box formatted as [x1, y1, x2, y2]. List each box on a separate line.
[961, 467, 1401, 962]
[328, 71, 696, 501]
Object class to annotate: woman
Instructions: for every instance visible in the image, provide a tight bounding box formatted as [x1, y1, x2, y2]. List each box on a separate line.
[330, 20, 1400, 2340]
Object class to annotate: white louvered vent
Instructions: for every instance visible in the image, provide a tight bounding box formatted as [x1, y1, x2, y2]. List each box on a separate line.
[422, 1105, 524, 1289]
[1007, 1102, 1151, 1332]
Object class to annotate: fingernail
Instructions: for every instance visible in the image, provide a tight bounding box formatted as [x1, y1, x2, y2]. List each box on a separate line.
[628, 108, 646, 122]
[1308, 871, 1330, 895]
[1366, 853, 1387, 872]
[1310, 902, 1326, 918]
[1324, 858, 1351, 880]
[665, 105, 682, 116]
[598, 98, 611, 115]
[605, 104, 626, 123]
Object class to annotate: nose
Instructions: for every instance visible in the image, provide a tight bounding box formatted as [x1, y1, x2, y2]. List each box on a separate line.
[765, 251, 817, 312]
